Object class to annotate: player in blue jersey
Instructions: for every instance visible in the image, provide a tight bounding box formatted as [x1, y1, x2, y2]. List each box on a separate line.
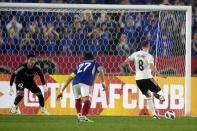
[56, 52, 106, 122]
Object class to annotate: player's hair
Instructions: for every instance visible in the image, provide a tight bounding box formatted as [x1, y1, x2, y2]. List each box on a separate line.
[27, 53, 35, 59]
[84, 52, 94, 60]
[141, 41, 150, 48]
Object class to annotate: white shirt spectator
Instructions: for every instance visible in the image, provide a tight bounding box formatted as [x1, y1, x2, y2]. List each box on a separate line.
[6, 16, 22, 39]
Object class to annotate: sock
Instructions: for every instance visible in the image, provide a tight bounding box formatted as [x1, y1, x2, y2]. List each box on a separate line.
[147, 97, 157, 116]
[82, 100, 91, 116]
[37, 93, 44, 107]
[14, 95, 23, 105]
[75, 99, 82, 114]
[157, 90, 164, 96]
[156, 90, 165, 101]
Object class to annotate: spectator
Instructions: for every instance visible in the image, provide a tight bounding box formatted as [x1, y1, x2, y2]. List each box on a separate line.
[143, 12, 159, 55]
[4, 34, 19, 54]
[28, 21, 38, 35]
[161, 0, 171, 5]
[100, 22, 111, 40]
[6, 16, 22, 40]
[158, 34, 174, 56]
[101, 13, 120, 54]
[81, 10, 96, 35]
[38, 15, 47, 29]
[43, 22, 59, 53]
[160, 12, 182, 55]
[174, 0, 191, 5]
[28, 20, 41, 40]
[120, 0, 131, 4]
[0, 29, 5, 52]
[123, 15, 140, 50]
[104, 13, 117, 32]
[87, 26, 101, 54]
[46, 37, 58, 53]
[0, 1, 195, 57]
[43, 22, 59, 40]
[72, 16, 84, 53]
[20, 31, 35, 53]
[192, 6, 197, 30]
[0, 28, 4, 43]
[192, 32, 197, 55]
[116, 33, 132, 55]
[59, 27, 72, 54]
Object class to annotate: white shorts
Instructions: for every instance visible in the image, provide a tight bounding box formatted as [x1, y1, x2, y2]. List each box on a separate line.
[72, 83, 92, 99]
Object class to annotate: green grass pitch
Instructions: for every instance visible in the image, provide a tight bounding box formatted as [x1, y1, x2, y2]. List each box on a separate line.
[0, 115, 197, 131]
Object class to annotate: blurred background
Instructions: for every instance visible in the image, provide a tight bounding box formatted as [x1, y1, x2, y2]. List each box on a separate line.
[0, 0, 196, 75]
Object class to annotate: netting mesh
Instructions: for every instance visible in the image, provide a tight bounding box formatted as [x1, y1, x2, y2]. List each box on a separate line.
[0, 9, 186, 75]
[0, 6, 186, 116]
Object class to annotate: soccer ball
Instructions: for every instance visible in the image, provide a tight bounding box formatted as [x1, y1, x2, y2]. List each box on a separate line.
[165, 110, 176, 119]
[10, 106, 17, 114]
[9, 105, 21, 114]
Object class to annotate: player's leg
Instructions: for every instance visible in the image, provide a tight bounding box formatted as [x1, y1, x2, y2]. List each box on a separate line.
[149, 78, 165, 103]
[80, 84, 93, 122]
[136, 79, 159, 119]
[144, 91, 159, 119]
[72, 84, 83, 120]
[75, 98, 82, 116]
[28, 82, 49, 115]
[154, 92, 165, 103]
[28, 82, 44, 107]
[81, 96, 91, 116]
[10, 82, 24, 114]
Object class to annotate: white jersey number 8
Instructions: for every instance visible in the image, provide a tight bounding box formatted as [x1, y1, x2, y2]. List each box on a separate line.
[138, 60, 144, 71]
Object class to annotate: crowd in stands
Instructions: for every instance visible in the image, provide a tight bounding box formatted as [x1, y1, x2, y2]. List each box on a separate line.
[0, 0, 196, 56]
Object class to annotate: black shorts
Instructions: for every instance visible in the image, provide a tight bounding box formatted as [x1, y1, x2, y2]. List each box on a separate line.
[136, 78, 161, 95]
[16, 81, 41, 94]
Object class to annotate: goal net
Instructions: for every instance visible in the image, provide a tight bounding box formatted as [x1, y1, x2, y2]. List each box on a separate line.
[0, 3, 191, 116]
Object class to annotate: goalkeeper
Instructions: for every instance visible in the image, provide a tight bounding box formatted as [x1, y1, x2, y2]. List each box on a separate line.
[9, 54, 49, 115]
[57, 52, 106, 122]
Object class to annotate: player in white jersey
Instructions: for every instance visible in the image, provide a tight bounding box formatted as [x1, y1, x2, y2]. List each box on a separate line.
[124, 41, 166, 119]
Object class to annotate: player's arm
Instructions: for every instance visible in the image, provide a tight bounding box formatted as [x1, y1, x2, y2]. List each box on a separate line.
[10, 66, 24, 86]
[35, 65, 46, 85]
[9, 66, 24, 95]
[123, 52, 136, 74]
[122, 52, 136, 74]
[61, 73, 75, 93]
[123, 58, 135, 73]
[56, 72, 75, 100]
[9, 73, 16, 96]
[10, 73, 16, 87]
[97, 66, 106, 90]
[149, 63, 167, 78]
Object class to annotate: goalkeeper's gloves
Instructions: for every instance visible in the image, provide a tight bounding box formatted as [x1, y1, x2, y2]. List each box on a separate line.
[8, 86, 14, 96]
[43, 85, 48, 92]
[101, 82, 106, 91]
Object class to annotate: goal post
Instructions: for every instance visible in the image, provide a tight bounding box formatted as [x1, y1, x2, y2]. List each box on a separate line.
[0, 3, 192, 116]
[185, 6, 192, 116]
